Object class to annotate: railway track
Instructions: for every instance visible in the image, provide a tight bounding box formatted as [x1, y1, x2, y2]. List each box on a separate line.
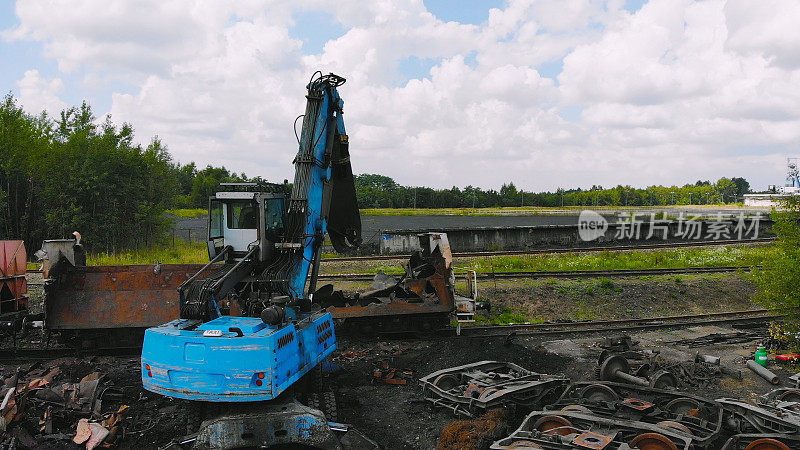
[451, 309, 777, 337]
[0, 345, 142, 361]
[0, 310, 776, 360]
[319, 265, 755, 282]
[322, 238, 775, 262]
[23, 238, 774, 274]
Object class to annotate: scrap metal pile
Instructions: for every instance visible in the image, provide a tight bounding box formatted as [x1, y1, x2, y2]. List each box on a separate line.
[419, 361, 570, 417]
[594, 335, 742, 389]
[423, 359, 800, 449]
[0, 358, 139, 449]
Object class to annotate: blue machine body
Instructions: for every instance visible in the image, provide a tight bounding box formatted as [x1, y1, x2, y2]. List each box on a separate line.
[141, 73, 354, 403]
[142, 313, 336, 401]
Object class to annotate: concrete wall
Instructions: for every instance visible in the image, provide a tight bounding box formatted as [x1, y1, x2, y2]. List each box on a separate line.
[379, 219, 773, 254]
[744, 194, 790, 207]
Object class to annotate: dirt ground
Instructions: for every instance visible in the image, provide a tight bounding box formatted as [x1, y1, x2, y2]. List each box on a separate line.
[478, 273, 758, 322]
[9, 272, 788, 449]
[329, 273, 759, 324]
[0, 320, 792, 449]
[328, 335, 574, 449]
[327, 322, 794, 449]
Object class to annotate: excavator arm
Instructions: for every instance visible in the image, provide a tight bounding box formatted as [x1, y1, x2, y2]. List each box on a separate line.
[285, 72, 360, 298]
[176, 72, 361, 320]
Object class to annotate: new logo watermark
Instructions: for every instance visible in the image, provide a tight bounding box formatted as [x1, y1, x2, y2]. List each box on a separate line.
[577, 210, 762, 242]
[578, 210, 608, 241]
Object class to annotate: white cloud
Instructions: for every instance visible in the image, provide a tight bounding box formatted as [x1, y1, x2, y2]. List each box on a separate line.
[5, 0, 800, 190]
[15, 69, 66, 115]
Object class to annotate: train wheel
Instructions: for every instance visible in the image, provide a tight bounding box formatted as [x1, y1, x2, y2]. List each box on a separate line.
[357, 319, 376, 336]
[629, 433, 678, 450]
[532, 415, 575, 436]
[745, 438, 791, 450]
[560, 404, 591, 413]
[580, 384, 618, 403]
[777, 389, 800, 403]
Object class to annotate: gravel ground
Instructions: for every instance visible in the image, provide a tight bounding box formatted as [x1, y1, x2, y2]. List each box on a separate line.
[24, 271, 44, 315]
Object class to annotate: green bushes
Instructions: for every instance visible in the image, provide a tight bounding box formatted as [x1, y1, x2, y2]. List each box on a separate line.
[0, 96, 175, 252]
[752, 197, 800, 330]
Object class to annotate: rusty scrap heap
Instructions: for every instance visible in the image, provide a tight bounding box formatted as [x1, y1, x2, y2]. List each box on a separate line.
[423, 359, 800, 449]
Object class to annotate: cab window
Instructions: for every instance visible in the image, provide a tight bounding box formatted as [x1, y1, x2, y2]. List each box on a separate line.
[265, 198, 284, 232]
[209, 200, 224, 239]
[227, 201, 258, 229]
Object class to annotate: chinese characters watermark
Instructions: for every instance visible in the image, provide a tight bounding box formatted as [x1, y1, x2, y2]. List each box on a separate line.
[578, 211, 762, 242]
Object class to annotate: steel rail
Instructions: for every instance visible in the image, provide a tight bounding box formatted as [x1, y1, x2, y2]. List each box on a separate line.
[322, 238, 775, 262]
[319, 265, 755, 282]
[22, 238, 774, 271]
[0, 345, 142, 361]
[0, 310, 777, 359]
[450, 309, 776, 338]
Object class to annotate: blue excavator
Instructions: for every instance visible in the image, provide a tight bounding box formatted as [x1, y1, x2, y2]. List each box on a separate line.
[141, 73, 372, 448]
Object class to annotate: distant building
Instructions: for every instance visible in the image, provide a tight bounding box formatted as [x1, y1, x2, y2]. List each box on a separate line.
[744, 158, 799, 207]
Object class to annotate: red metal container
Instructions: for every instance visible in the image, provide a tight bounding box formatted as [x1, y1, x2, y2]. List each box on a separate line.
[0, 241, 26, 278]
[0, 241, 27, 313]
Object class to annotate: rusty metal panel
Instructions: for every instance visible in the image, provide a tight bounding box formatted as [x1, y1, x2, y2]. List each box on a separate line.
[45, 264, 205, 329]
[328, 301, 452, 319]
[0, 277, 26, 298]
[0, 241, 26, 277]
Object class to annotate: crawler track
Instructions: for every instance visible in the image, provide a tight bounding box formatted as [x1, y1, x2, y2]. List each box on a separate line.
[319, 265, 755, 282]
[451, 309, 776, 337]
[323, 238, 775, 262]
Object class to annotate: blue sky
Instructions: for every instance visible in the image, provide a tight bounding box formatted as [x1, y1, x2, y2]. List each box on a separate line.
[1, 0, 797, 191]
[3, 0, 511, 109]
[0, 0, 640, 113]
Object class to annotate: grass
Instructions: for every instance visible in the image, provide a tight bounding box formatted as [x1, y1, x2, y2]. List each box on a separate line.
[319, 244, 775, 276]
[473, 307, 542, 325]
[462, 245, 774, 273]
[79, 236, 773, 279]
[165, 208, 207, 218]
[573, 301, 598, 321]
[598, 277, 615, 289]
[87, 240, 208, 265]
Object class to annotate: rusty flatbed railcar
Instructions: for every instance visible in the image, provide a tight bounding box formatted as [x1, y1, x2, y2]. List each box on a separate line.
[44, 264, 203, 330]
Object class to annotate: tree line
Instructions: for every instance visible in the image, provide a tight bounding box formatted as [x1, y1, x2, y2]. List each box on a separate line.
[354, 174, 751, 209]
[0, 95, 179, 253]
[0, 94, 265, 252]
[1, 95, 756, 252]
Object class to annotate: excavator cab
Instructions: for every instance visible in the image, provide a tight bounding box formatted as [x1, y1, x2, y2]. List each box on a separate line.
[207, 183, 286, 262]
